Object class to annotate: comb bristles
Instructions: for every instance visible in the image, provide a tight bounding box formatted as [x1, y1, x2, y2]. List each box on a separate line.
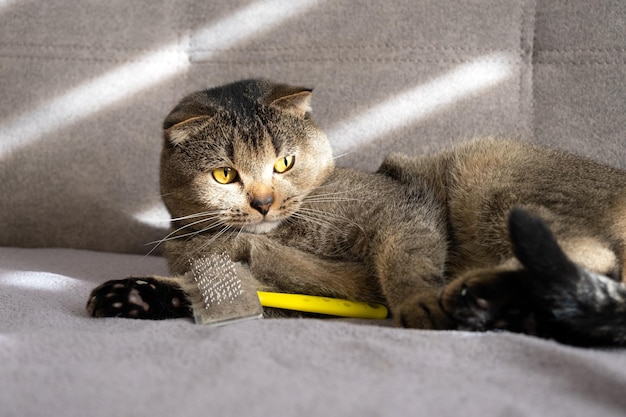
[191, 253, 243, 307]
[188, 253, 264, 325]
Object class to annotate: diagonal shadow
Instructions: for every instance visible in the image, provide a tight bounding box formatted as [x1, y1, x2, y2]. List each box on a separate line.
[327, 53, 514, 156]
[0, 0, 324, 159]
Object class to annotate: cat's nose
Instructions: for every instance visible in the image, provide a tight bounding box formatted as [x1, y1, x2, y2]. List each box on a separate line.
[250, 195, 274, 216]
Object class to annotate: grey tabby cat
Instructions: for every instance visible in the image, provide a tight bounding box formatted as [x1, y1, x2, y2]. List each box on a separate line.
[87, 79, 626, 346]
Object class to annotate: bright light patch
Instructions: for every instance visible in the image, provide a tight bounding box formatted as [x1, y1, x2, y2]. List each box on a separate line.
[328, 53, 514, 155]
[0, 0, 322, 158]
[1, 272, 82, 291]
[192, 0, 323, 58]
[133, 202, 171, 229]
[0, 0, 18, 11]
[1, 48, 188, 157]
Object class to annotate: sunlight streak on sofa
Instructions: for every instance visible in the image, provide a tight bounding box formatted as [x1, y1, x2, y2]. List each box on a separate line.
[0, 0, 322, 158]
[1, 272, 82, 292]
[0, 0, 18, 11]
[0, 48, 187, 158]
[133, 202, 172, 230]
[191, 0, 323, 60]
[328, 53, 514, 155]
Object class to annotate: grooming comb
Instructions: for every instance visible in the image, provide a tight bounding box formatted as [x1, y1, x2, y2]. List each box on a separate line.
[188, 253, 388, 326]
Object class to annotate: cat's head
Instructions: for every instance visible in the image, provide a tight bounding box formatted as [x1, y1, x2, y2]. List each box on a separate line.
[160, 79, 334, 235]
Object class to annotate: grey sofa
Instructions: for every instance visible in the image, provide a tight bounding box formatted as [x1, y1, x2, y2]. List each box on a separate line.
[1, 1, 625, 416]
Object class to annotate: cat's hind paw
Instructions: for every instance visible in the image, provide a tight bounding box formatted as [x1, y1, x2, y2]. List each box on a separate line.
[395, 292, 456, 330]
[87, 277, 191, 320]
[440, 269, 535, 334]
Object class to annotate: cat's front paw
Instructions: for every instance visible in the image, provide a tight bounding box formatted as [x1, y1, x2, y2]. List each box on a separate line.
[440, 269, 535, 333]
[87, 277, 191, 320]
[394, 293, 455, 330]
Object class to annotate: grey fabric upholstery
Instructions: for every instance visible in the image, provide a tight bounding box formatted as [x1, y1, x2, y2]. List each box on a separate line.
[2, 0, 592, 254]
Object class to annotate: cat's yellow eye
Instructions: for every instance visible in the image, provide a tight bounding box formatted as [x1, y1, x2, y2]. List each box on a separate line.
[274, 155, 295, 173]
[212, 167, 238, 184]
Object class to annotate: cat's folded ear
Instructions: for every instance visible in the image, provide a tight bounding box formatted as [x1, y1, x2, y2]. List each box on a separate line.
[265, 84, 313, 118]
[164, 115, 213, 146]
[163, 102, 216, 146]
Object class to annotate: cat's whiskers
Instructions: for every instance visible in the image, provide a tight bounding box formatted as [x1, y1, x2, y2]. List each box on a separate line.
[145, 213, 227, 254]
[296, 206, 367, 237]
[170, 211, 223, 222]
[306, 183, 354, 193]
[181, 224, 238, 266]
[159, 220, 235, 267]
[303, 185, 373, 203]
[290, 208, 351, 236]
[285, 190, 350, 208]
[155, 220, 227, 244]
[303, 196, 364, 204]
[302, 191, 372, 208]
[160, 214, 223, 239]
[332, 151, 353, 160]
[287, 212, 338, 234]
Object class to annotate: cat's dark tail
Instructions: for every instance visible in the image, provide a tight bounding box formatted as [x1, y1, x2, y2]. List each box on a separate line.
[508, 208, 626, 346]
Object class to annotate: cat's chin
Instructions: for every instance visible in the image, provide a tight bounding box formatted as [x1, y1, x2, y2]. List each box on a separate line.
[242, 221, 282, 234]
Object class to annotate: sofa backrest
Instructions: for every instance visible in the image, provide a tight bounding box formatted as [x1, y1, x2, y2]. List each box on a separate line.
[0, 0, 623, 254]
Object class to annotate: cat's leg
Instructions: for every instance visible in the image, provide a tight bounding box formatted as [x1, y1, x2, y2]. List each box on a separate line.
[374, 156, 461, 329]
[225, 230, 455, 329]
[441, 208, 626, 344]
[439, 209, 579, 335]
[506, 208, 626, 345]
[86, 233, 250, 320]
[377, 253, 454, 330]
[371, 216, 455, 330]
[87, 276, 193, 319]
[87, 236, 376, 320]
[243, 236, 382, 302]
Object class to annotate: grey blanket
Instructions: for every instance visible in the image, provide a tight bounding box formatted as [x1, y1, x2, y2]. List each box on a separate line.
[2, 247, 626, 417]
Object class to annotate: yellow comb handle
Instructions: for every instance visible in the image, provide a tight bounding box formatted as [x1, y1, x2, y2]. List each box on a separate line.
[256, 292, 388, 320]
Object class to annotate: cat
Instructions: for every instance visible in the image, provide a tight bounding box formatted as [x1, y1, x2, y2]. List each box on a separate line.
[87, 79, 626, 346]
